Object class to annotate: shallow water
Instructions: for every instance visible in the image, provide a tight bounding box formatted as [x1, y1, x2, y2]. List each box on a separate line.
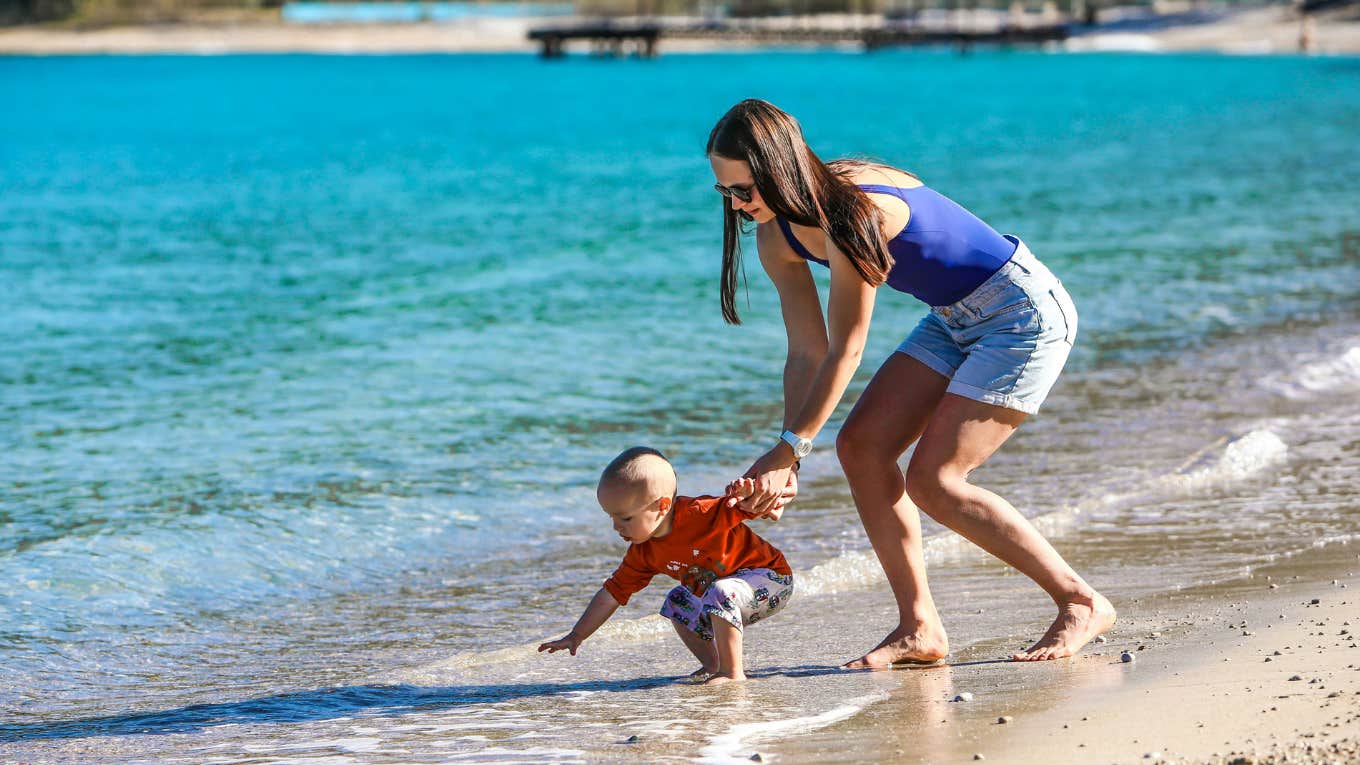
[1, 51, 1359, 762]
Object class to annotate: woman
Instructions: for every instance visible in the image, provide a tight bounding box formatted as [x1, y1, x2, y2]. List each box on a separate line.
[708, 99, 1115, 666]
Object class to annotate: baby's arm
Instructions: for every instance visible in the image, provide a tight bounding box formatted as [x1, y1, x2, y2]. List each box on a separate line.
[537, 588, 620, 656]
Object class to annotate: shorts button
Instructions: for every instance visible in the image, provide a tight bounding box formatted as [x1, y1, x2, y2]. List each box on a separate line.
[940, 307, 951, 317]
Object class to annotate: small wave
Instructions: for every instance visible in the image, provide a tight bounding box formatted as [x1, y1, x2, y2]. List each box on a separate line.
[698, 693, 888, 765]
[1263, 346, 1360, 400]
[1166, 428, 1288, 492]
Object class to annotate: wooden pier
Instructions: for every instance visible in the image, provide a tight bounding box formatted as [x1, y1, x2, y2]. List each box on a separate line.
[527, 23, 661, 58]
[527, 18, 1068, 57]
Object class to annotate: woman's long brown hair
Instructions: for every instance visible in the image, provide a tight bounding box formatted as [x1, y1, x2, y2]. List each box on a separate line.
[706, 99, 895, 325]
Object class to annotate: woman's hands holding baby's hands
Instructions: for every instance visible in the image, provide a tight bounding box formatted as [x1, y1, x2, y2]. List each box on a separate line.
[537, 631, 583, 656]
[726, 467, 797, 521]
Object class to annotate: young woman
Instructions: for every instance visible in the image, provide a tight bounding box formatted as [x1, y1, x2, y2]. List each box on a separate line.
[708, 99, 1115, 666]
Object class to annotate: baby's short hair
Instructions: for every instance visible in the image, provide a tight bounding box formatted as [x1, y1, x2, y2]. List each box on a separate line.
[600, 446, 675, 496]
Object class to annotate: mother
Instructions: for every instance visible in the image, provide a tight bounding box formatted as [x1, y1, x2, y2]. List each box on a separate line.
[708, 99, 1115, 666]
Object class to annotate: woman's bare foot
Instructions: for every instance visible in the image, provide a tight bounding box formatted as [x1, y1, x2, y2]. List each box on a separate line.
[688, 666, 717, 680]
[1013, 592, 1117, 661]
[703, 671, 746, 685]
[842, 624, 949, 669]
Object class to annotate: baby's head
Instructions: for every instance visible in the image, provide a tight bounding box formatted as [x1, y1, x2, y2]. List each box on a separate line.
[597, 446, 678, 544]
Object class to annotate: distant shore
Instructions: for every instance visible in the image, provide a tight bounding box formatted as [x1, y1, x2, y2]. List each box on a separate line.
[1, 4, 1357, 56]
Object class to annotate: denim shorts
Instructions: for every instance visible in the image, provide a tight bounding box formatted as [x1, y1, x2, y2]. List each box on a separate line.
[897, 237, 1078, 415]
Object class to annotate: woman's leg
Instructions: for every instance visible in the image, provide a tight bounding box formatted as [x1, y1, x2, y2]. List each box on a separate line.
[838, 353, 953, 669]
[905, 392, 1116, 660]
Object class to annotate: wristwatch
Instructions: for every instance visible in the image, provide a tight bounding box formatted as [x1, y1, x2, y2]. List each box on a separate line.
[780, 430, 813, 459]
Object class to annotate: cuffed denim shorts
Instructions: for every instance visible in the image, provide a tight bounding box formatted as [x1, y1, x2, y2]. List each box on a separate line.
[897, 236, 1078, 415]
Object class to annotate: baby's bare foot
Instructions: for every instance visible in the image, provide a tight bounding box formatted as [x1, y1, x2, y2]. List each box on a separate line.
[688, 666, 717, 680]
[843, 624, 949, 669]
[702, 671, 746, 685]
[1013, 592, 1117, 661]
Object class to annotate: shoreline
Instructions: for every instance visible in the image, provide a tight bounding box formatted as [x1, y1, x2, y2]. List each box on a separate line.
[1, 6, 1358, 56]
[761, 539, 1360, 764]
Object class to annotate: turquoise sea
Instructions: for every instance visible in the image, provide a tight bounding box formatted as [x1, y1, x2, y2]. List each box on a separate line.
[2, 51, 1359, 762]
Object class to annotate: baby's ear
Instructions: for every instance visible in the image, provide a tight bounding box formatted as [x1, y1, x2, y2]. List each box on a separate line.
[658, 496, 672, 512]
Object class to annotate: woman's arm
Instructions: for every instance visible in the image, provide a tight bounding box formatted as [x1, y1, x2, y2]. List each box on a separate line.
[742, 231, 877, 516]
[755, 222, 829, 430]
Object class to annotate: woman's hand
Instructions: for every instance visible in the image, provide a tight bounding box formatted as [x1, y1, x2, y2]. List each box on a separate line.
[725, 471, 797, 520]
[729, 447, 799, 518]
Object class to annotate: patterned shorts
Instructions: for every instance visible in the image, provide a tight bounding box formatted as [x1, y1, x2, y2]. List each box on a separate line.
[659, 568, 795, 641]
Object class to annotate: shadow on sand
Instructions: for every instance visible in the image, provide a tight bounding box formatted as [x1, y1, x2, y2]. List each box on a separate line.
[0, 664, 851, 744]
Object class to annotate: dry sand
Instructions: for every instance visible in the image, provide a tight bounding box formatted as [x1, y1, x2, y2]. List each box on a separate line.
[1, 5, 1357, 56]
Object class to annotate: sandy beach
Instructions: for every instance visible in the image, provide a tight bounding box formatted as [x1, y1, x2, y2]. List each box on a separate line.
[767, 539, 1360, 765]
[1, 4, 1357, 56]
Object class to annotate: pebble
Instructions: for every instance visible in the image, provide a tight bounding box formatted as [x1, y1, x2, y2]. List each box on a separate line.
[953, 692, 975, 702]
[973, 755, 985, 761]
[998, 716, 1014, 724]
[1265, 657, 1273, 662]
[1289, 675, 1303, 681]
[1311, 598, 1321, 605]
[1122, 651, 1136, 663]
[1145, 752, 1162, 759]
[1095, 635, 1107, 643]
[748, 755, 763, 763]
[1270, 583, 1280, 589]
[625, 735, 640, 743]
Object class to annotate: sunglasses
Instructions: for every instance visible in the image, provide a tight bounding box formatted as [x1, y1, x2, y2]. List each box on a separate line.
[713, 182, 754, 204]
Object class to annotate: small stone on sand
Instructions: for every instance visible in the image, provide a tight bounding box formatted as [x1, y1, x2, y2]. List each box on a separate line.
[974, 754, 985, 760]
[954, 692, 975, 702]
[1095, 635, 1107, 643]
[998, 716, 1014, 724]
[749, 755, 763, 763]
[1122, 652, 1136, 663]
[1289, 675, 1303, 681]
[625, 735, 640, 743]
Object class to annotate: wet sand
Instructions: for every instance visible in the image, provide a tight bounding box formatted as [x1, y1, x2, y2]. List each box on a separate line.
[769, 541, 1360, 765]
[1, 6, 1357, 56]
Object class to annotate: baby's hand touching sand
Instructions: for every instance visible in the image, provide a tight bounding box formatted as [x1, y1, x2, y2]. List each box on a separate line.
[537, 632, 582, 656]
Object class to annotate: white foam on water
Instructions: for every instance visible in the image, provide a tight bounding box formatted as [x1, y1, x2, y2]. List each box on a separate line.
[1263, 345, 1360, 400]
[1165, 428, 1288, 493]
[697, 693, 888, 764]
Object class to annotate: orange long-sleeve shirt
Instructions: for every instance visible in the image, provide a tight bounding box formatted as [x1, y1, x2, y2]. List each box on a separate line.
[602, 495, 791, 606]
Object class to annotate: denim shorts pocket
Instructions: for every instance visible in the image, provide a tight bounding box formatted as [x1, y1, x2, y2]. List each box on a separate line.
[967, 282, 1031, 322]
[1048, 283, 1078, 345]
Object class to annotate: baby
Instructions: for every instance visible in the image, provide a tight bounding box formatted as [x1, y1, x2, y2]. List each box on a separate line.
[538, 446, 796, 684]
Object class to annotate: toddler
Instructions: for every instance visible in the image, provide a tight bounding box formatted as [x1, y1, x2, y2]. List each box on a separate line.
[538, 446, 795, 684]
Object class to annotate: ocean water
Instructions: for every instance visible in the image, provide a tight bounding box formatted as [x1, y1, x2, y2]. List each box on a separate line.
[1, 51, 1358, 763]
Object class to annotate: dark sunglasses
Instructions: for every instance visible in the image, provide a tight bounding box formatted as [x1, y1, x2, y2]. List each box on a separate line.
[713, 183, 754, 204]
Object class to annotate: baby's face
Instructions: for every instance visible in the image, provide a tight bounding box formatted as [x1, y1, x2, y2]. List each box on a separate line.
[598, 482, 670, 544]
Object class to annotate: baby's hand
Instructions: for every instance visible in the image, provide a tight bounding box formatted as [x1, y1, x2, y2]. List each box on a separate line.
[537, 632, 582, 656]
[725, 477, 756, 504]
[728, 477, 780, 519]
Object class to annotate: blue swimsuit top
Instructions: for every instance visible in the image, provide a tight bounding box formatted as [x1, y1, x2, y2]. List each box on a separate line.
[775, 183, 1017, 307]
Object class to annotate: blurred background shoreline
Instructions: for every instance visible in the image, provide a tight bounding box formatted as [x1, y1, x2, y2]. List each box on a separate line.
[1, 0, 1358, 54]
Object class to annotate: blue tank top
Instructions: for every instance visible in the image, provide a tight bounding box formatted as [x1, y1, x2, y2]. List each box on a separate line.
[774, 183, 1017, 307]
